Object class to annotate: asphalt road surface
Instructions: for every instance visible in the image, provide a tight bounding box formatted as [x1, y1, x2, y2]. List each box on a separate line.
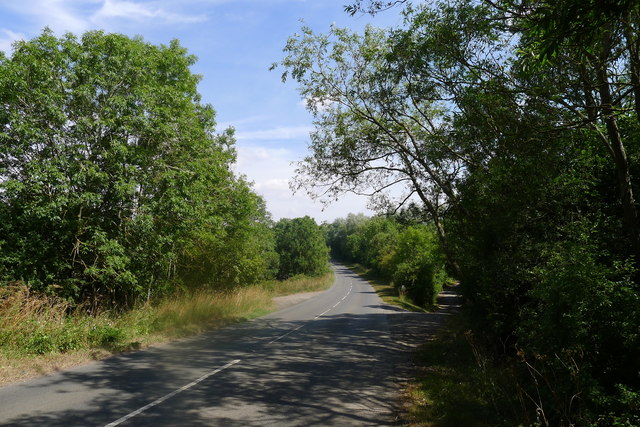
[0, 264, 432, 426]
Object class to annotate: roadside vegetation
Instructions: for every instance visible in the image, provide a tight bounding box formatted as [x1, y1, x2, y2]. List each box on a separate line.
[0, 30, 332, 385]
[325, 213, 449, 309]
[2, 1, 640, 424]
[403, 315, 517, 427]
[0, 272, 333, 386]
[276, 0, 640, 424]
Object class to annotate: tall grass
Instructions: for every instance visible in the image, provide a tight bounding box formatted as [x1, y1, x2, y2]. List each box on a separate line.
[0, 272, 334, 384]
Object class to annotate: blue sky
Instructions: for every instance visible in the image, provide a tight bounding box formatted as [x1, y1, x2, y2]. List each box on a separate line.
[0, 0, 404, 222]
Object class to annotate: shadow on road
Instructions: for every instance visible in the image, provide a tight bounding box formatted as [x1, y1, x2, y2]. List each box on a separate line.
[2, 266, 460, 426]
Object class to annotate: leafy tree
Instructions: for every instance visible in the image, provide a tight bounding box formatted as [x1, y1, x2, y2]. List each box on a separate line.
[324, 213, 368, 261]
[346, 216, 398, 275]
[492, 0, 640, 270]
[0, 30, 275, 307]
[274, 216, 329, 279]
[344, 0, 407, 16]
[387, 225, 446, 307]
[274, 16, 491, 275]
[326, 214, 446, 306]
[278, 0, 640, 423]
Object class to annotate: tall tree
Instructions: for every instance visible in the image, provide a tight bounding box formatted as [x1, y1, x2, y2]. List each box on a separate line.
[0, 30, 273, 306]
[487, 0, 640, 266]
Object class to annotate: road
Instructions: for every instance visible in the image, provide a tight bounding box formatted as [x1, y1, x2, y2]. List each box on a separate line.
[0, 264, 430, 426]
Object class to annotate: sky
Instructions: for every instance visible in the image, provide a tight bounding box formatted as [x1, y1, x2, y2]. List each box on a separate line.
[0, 0, 405, 223]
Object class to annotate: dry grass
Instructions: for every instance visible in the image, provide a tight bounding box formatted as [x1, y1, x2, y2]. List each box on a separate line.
[0, 271, 334, 387]
[260, 272, 335, 296]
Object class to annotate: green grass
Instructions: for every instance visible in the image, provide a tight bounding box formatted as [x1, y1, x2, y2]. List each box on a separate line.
[259, 272, 335, 296]
[344, 263, 430, 312]
[342, 263, 528, 425]
[0, 271, 334, 385]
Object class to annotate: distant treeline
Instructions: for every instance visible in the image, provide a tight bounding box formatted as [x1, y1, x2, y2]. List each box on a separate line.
[324, 213, 448, 307]
[0, 30, 328, 309]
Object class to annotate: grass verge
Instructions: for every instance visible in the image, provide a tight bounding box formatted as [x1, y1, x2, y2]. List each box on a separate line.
[343, 263, 510, 425]
[402, 313, 524, 427]
[0, 271, 334, 386]
[344, 263, 430, 312]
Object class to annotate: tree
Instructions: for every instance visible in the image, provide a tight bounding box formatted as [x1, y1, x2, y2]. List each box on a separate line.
[274, 216, 329, 279]
[274, 16, 493, 276]
[346, 215, 398, 275]
[324, 213, 368, 261]
[0, 30, 273, 306]
[344, 0, 407, 16]
[488, 0, 640, 267]
[278, 1, 640, 422]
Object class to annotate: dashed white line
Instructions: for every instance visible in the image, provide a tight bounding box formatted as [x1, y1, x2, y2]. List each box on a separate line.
[269, 282, 354, 341]
[105, 280, 355, 425]
[266, 323, 306, 344]
[314, 308, 332, 319]
[104, 359, 241, 427]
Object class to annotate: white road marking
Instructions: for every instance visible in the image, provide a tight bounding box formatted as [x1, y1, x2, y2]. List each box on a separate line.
[314, 308, 332, 319]
[266, 323, 306, 344]
[267, 282, 354, 343]
[314, 283, 352, 319]
[105, 276, 360, 424]
[104, 359, 241, 427]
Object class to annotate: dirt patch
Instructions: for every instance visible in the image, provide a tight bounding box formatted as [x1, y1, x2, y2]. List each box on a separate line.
[271, 291, 325, 310]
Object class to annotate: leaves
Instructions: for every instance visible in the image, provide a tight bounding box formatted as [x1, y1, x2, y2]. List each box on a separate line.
[0, 30, 275, 307]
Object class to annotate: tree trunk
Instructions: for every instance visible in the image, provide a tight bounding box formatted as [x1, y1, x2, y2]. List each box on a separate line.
[596, 32, 640, 268]
[623, 14, 640, 120]
[412, 182, 464, 280]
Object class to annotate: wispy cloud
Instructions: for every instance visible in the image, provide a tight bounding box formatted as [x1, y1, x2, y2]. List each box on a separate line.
[0, 29, 25, 53]
[4, 0, 92, 34]
[0, 0, 207, 36]
[235, 126, 313, 141]
[91, 0, 207, 24]
[216, 115, 272, 131]
[235, 143, 374, 221]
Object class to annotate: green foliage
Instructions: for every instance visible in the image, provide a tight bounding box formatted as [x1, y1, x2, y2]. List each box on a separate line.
[327, 215, 447, 308]
[0, 273, 334, 369]
[407, 318, 517, 426]
[388, 225, 445, 307]
[0, 30, 277, 307]
[279, 0, 640, 423]
[273, 216, 329, 279]
[323, 213, 368, 261]
[88, 325, 127, 349]
[346, 216, 399, 275]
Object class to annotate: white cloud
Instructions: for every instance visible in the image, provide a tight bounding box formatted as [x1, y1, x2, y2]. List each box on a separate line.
[298, 95, 335, 112]
[0, 29, 25, 53]
[7, 0, 91, 34]
[216, 115, 271, 131]
[235, 143, 374, 222]
[235, 126, 313, 141]
[91, 0, 207, 24]
[254, 178, 290, 193]
[1, 0, 206, 35]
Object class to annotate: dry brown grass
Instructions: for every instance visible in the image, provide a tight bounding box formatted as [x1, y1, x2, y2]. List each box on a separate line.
[0, 271, 334, 387]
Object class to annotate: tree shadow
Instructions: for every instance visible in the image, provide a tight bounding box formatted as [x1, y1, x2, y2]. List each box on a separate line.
[1, 265, 459, 426]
